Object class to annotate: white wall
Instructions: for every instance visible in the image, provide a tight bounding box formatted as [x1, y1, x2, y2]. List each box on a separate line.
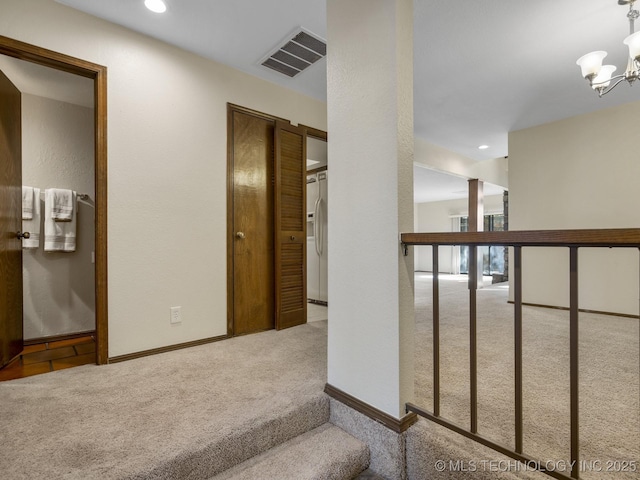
[509, 100, 640, 315]
[22, 94, 95, 339]
[1, 0, 327, 356]
[414, 194, 504, 272]
[327, 0, 414, 417]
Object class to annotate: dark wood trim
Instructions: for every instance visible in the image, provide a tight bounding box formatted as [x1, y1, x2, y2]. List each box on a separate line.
[0, 35, 102, 79]
[324, 383, 418, 434]
[227, 103, 289, 124]
[0, 35, 109, 365]
[299, 124, 327, 142]
[226, 104, 235, 337]
[24, 330, 95, 346]
[401, 228, 640, 248]
[108, 334, 228, 363]
[94, 61, 108, 366]
[507, 300, 640, 320]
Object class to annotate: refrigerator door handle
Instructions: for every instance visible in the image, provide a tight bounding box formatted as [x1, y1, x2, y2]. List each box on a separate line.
[314, 197, 321, 256]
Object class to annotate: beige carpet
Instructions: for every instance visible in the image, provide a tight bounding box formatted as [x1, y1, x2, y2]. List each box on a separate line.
[414, 273, 640, 480]
[0, 321, 330, 479]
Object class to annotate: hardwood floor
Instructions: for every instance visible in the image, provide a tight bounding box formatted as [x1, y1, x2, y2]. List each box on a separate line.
[0, 335, 95, 381]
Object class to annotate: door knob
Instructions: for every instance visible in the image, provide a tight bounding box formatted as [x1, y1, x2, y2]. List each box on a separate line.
[16, 231, 31, 239]
[236, 231, 245, 239]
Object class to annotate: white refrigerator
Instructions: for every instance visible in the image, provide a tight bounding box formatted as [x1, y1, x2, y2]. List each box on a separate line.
[306, 171, 328, 304]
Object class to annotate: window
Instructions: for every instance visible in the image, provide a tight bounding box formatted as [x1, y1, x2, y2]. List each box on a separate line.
[459, 214, 505, 276]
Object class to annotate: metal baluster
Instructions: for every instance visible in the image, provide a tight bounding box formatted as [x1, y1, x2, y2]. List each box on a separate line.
[433, 245, 440, 416]
[569, 247, 580, 479]
[469, 245, 478, 434]
[514, 246, 523, 454]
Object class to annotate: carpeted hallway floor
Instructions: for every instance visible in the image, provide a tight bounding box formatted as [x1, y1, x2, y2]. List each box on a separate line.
[413, 273, 640, 480]
[1, 277, 637, 479]
[0, 321, 329, 479]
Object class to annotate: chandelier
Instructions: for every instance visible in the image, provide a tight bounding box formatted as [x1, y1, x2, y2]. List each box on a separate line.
[576, 0, 640, 96]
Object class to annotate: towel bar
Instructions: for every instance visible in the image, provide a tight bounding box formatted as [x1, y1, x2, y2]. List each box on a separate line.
[38, 191, 90, 200]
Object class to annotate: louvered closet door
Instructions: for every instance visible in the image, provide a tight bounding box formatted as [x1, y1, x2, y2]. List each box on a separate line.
[274, 121, 307, 329]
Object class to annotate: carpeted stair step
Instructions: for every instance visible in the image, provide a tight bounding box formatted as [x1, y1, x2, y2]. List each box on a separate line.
[209, 423, 370, 480]
[133, 392, 330, 479]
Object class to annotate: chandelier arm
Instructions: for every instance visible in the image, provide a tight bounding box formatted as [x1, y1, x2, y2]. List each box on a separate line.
[579, 0, 639, 97]
[591, 73, 627, 86]
[596, 76, 629, 96]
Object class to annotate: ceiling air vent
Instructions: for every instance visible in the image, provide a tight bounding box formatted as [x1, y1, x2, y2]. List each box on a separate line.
[260, 28, 326, 78]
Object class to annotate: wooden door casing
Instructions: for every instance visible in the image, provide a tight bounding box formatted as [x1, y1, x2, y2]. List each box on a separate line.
[0, 35, 108, 364]
[227, 106, 309, 335]
[0, 68, 23, 368]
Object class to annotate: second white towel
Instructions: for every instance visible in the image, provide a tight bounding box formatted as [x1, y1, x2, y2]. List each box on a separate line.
[22, 186, 34, 220]
[49, 188, 74, 221]
[22, 187, 41, 249]
[44, 189, 77, 252]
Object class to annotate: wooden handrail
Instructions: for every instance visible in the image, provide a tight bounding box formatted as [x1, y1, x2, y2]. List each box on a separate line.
[406, 230, 640, 479]
[401, 228, 640, 247]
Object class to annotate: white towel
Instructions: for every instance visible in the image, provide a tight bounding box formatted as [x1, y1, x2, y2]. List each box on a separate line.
[22, 187, 41, 249]
[22, 186, 34, 220]
[49, 188, 74, 221]
[44, 189, 76, 252]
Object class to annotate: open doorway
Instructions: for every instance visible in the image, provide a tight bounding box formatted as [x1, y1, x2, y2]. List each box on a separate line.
[0, 54, 95, 379]
[305, 127, 328, 323]
[0, 36, 108, 375]
[413, 165, 507, 277]
[226, 104, 308, 336]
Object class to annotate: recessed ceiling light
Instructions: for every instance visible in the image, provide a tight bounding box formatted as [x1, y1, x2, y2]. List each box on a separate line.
[144, 0, 166, 13]
[478, 145, 489, 150]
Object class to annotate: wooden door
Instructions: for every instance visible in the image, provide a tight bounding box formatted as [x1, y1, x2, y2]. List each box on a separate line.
[274, 121, 307, 329]
[230, 109, 275, 335]
[0, 69, 23, 368]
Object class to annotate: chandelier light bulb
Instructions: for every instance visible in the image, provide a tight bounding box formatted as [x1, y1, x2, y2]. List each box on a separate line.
[576, 51, 607, 78]
[623, 31, 640, 60]
[591, 65, 617, 88]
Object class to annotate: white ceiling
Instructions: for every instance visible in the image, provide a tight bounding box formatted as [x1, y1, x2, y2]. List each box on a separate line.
[413, 0, 639, 161]
[53, 0, 640, 160]
[10, 0, 640, 202]
[413, 165, 504, 204]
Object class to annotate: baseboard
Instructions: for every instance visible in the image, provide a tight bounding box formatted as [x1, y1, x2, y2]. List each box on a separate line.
[24, 330, 95, 346]
[507, 301, 640, 319]
[324, 383, 418, 433]
[108, 334, 228, 363]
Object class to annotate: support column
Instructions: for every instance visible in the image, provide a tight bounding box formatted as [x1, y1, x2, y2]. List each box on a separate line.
[326, 0, 414, 420]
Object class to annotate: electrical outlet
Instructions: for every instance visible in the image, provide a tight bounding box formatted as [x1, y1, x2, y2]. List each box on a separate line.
[170, 306, 182, 324]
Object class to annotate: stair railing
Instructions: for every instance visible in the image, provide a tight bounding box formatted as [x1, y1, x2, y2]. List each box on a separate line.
[401, 228, 640, 480]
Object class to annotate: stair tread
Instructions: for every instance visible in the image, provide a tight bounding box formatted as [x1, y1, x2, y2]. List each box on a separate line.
[210, 423, 369, 480]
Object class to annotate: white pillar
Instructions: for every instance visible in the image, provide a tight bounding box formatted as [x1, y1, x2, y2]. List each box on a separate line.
[326, 0, 414, 418]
